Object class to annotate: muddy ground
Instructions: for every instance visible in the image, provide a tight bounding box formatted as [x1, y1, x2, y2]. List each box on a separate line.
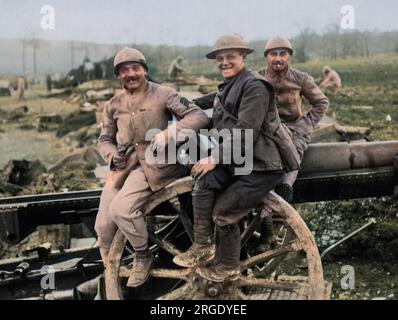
[0, 55, 397, 299]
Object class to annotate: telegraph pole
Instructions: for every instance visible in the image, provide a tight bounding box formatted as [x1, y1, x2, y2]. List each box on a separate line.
[32, 40, 37, 77]
[22, 40, 26, 75]
[71, 41, 75, 69]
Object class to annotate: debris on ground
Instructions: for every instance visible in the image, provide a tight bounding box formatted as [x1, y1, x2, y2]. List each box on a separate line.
[62, 124, 101, 148]
[36, 113, 63, 131]
[85, 88, 115, 102]
[0, 148, 103, 197]
[56, 110, 97, 138]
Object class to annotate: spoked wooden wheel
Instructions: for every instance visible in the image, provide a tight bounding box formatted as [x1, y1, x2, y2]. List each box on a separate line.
[105, 177, 331, 300]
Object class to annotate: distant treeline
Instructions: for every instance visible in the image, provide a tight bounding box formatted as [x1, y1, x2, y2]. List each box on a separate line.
[137, 28, 398, 79]
[280, 27, 398, 61]
[1, 28, 398, 79]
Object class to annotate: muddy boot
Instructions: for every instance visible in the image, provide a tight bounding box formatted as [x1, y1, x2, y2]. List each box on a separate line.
[173, 242, 215, 268]
[197, 224, 241, 282]
[172, 212, 215, 267]
[202, 225, 222, 268]
[127, 249, 153, 288]
[173, 189, 215, 267]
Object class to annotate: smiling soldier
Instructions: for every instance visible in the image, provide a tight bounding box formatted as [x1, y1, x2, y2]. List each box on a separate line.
[173, 35, 299, 282]
[95, 47, 209, 288]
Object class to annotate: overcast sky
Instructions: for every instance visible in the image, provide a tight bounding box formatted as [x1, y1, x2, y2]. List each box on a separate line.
[0, 0, 397, 46]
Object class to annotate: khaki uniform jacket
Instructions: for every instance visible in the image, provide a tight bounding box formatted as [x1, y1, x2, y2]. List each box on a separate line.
[98, 81, 209, 191]
[258, 67, 329, 135]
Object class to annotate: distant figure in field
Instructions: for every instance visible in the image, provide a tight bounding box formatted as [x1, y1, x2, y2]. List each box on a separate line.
[100, 62, 107, 79]
[168, 56, 185, 80]
[320, 66, 342, 95]
[9, 76, 27, 101]
[83, 56, 95, 82]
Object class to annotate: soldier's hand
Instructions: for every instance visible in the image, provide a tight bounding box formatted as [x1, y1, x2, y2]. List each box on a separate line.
[191, 156, 216, 180]
[112, 153, 128, 170]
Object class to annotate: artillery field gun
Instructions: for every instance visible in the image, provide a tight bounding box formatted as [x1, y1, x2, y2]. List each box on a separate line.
[1, 140, 397, 300]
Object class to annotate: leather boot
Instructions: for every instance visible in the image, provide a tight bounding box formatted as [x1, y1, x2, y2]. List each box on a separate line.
[173, 189, 215, 267]
[202, 225, 222, 267]
[127, 249, 153, 288]
[173, 242, 215, 268]
[197, 224, 241, 282]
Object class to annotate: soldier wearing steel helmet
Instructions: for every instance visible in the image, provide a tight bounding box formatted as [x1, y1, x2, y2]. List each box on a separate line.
[253, 37, 329, 254]
[95, 47, 209, 288]
[173, 35, 299, 282]
[258, 37, 329, 202]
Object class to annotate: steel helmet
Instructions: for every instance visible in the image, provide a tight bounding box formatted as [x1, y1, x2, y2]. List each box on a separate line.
[114, 47, 148, 75]
[264, 37, 293, 56]
[206, 34, 254, 59]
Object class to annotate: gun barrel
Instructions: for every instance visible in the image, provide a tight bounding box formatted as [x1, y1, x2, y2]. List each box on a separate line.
[301, 141, 398, 173]
[1, 141, 398, 242]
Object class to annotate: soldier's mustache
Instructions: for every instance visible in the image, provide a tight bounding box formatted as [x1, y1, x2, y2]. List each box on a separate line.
[273, 61, 284, 66]
[125, 76, 140, 81]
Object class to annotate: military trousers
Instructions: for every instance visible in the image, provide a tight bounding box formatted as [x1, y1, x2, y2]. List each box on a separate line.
[281, 131, 311, 186]
[95, 165, 153, 251]
[194, 165, 284, 227]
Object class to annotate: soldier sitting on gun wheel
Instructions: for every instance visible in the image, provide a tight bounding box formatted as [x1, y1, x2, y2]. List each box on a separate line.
[172, 34, 300, 282]
[95, 47, 209, 288]
[189, 37, 329, 255]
